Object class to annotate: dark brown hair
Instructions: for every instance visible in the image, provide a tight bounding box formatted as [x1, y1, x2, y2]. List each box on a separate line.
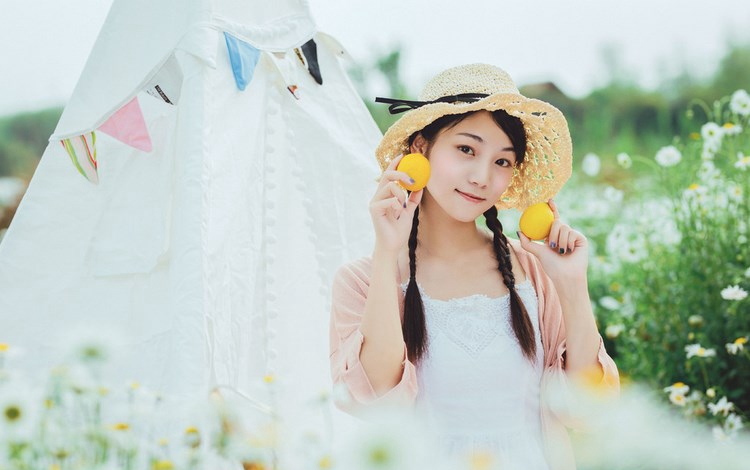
[403, 109, 536, 364]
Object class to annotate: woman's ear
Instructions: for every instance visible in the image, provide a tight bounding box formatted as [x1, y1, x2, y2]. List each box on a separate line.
[410, 133, 428, 155]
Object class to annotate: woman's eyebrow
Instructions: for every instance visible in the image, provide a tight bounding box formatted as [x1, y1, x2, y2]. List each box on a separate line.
[457, 132, 514, 152]
[457, 132, 484, 143]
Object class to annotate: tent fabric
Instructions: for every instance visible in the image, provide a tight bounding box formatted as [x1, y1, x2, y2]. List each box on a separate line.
[0, 0, 380, 464]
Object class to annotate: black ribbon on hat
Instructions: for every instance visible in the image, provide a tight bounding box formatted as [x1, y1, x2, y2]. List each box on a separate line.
[375, 93, 489, 114]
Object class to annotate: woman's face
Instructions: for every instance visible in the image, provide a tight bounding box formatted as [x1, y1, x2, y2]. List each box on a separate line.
[411, 110, 517, 223]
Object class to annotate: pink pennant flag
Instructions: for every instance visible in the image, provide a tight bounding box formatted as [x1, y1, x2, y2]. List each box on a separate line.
[98, 97, 153, 152]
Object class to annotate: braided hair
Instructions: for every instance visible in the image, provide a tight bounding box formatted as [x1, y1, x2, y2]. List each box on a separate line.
[402, 109, 536, 364]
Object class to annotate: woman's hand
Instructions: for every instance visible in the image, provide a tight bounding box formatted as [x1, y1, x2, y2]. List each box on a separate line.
[370, 154, 424, 256]
[516, 199, 588, 282]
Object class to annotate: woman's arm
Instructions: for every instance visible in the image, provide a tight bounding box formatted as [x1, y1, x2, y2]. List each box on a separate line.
[358, 246, 410, 395]
[552, 275, 604, 380]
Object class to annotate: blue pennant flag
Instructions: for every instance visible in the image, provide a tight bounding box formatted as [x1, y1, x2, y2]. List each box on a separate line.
[224, 32, 261, 91]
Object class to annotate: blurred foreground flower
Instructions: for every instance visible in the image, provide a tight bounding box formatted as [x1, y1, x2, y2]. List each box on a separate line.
[616, 152, 632, 169]
[708, 396, 735, 417]
[720, 285, 748, 301]
[725, 337, 748, 355]
[685, 343, 716, 359]
[655, 145, 682, 167]
[581, 152, 601, 176]
[730, 89, 750, 116]
[735, 152, 750, 170]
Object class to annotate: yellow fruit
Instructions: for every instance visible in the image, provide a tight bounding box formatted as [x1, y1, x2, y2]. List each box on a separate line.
[396, 153, 430, 192]
[519, 202, 554, 240]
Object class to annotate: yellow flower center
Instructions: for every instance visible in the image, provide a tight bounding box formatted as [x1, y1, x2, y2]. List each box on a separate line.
[369, 447, 390, 464]
[111, 423, 130, 431]
[470, 452, 495, 470]
[263, 375, 275, 384]
[735, 337, 748, 345]
[672, 382, 686, 388]
[4, 405, 21, 422]
[152, 460, 175, 470]
[0, 343, 8, 352]
[319, 455, 333, 469]
[723, 122, 735, 129]
[688, 183, 700, 191]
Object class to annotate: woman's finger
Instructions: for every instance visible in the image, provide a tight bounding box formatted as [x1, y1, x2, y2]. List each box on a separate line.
[376, 154, 407, 183]
[548, 198, 561, 221]
[547, 219, 561, 249]
[557, 225, 571, 255]
[370, 196, 404, 218]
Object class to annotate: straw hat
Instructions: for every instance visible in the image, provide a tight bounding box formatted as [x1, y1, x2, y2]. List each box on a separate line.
[374, 63, 572, 211]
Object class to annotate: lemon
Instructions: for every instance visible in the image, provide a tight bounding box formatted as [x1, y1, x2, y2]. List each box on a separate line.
[519, 202, 554, 240]
[396, 153, 430, 192]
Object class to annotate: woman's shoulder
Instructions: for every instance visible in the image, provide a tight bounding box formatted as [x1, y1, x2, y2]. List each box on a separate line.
[333, 256, 374, 289]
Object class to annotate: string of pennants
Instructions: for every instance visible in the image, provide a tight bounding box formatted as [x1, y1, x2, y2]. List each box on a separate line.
[61, 33, 323, 184]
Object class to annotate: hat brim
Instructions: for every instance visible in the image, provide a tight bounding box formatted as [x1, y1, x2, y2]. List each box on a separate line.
[375, 93, 573, 211]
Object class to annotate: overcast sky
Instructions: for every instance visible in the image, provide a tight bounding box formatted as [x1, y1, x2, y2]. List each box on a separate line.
[1, 0, 749, 116]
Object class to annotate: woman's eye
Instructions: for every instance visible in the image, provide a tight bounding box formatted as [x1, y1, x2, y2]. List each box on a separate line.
[458, 145, 474, 156]
[496, 159, 512, 167]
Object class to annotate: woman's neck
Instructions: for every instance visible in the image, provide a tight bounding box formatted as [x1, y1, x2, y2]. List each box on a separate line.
[416, 194, 490, 261]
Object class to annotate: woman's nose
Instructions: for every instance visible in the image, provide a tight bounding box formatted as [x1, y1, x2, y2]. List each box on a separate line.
[468, 164, 490, 187]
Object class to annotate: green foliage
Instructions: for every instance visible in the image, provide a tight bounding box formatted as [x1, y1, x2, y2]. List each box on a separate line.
[578, 92, 750, 431]
[0, 108, 61, 178]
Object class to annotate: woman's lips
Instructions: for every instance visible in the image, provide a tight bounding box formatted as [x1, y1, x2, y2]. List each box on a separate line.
[456, 189, 485, 203]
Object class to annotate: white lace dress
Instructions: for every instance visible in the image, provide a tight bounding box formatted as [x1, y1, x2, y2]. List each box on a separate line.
[400, 279, 550, 470]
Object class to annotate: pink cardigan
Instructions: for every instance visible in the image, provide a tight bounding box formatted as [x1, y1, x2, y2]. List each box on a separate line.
[329, 238, 620, 470]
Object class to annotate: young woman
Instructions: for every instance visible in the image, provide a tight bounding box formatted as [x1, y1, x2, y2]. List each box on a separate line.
[329, 64, 619, 470]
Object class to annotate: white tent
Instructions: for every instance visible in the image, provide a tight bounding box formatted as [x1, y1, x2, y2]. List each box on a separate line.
[0, 0, 380, 463]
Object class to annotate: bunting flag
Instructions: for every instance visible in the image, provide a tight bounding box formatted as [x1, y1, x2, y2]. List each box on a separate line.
[98, 97, 153, 152]
[224, 32, 261, 91]
[144, 54, 183, 105]
[300, 39, 322, 85]
[61, 132, 99, 184]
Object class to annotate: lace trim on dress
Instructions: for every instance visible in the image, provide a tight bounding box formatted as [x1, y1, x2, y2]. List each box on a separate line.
[400, 280, 537, 357]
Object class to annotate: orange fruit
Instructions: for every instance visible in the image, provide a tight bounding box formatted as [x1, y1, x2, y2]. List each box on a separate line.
[519, 202, 554, 240]
[396, 153, 430, 192]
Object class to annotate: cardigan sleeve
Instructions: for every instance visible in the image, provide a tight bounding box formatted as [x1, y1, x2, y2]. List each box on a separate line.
[538, 263, 621, 431]
[329, 259, 418, 416]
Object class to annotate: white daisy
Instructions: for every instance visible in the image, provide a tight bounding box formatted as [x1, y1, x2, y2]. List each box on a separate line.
[722, 122, 742, 136]
[603, 186, 624, 204]
[701, 139, 720, 160]
[685, 343, 716, 359]
[725, 337, 748, 355]
[713, 425, 728, 441]
[663, 382, 690, 395]
[706, 388, 716, 399]
[720, 285, 748, 301]
[616, 152, 632, 169]
[605, 324, 625, 340]
[0, 386, 37, 440]
[730, 89, 750, 116]
[701, 122, 724, 142]
[735, 152, 750, 170]
[708, 396, 735, 417]
[655, 145, 682, 167]
[582, 153, 601, 176]
[599, 296, 621, 311]
[724, 413, 744, 434]
[668, 392, 687, 407]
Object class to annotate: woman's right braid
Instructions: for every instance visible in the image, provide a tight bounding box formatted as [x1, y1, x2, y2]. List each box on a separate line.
[484, 206, 537, 361]
[403, 207, 428, 363]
